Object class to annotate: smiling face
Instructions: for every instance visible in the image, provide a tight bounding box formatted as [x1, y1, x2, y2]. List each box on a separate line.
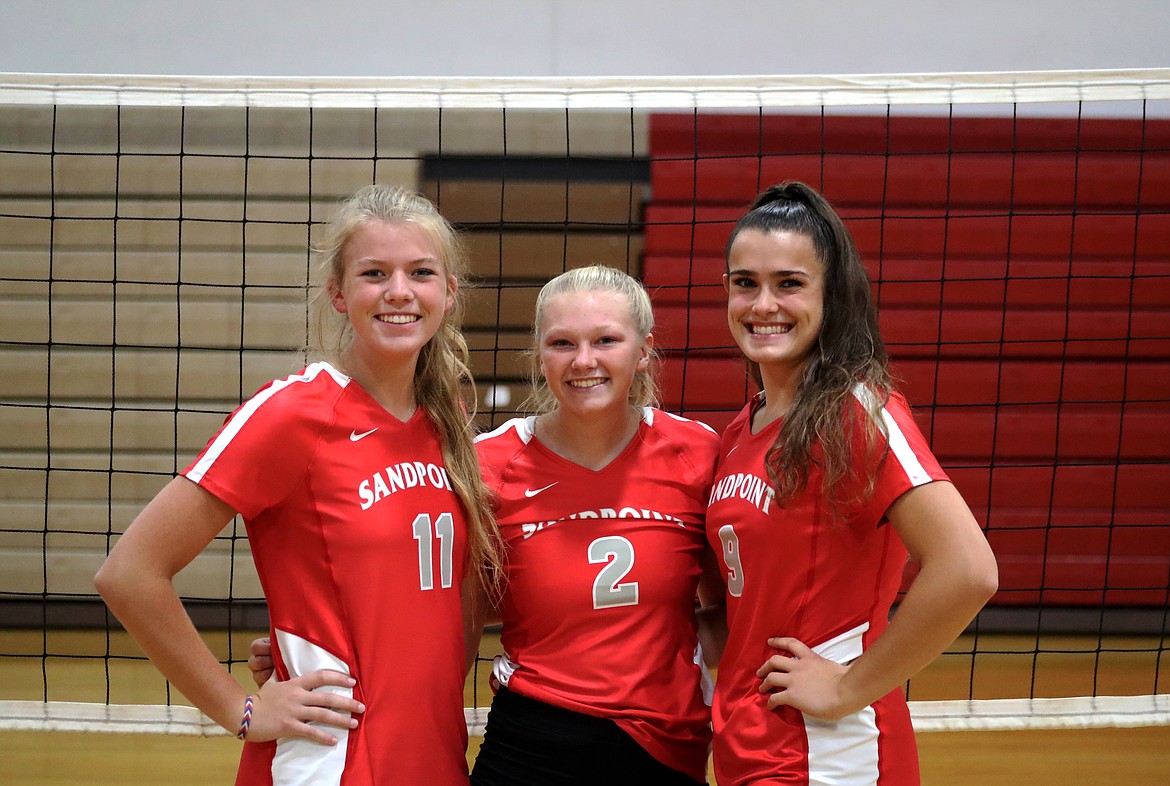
[724, 228, 825, 386]
[328, 219, 456, 374]
[536, 289, 652, 421]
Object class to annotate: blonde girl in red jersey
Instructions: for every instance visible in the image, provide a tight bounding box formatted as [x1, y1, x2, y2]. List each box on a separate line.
[469, 265, 724, 785]
[705, 182, 998, 785]
[96, 186, 500, 786]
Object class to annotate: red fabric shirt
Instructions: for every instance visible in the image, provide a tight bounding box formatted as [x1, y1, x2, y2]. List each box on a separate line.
[706, 387, 947, 786]
[184, 362, 470, 786]
[475, 408, 719, 781]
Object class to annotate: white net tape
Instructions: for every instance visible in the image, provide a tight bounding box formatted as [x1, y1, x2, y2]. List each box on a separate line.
[2, 696, 1166, 735]
[2, 69, 1170, 109]
[0, 701, 491, 736]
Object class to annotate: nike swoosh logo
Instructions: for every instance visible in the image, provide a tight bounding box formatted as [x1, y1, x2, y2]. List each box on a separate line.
[350, 428, 378, 442]
[524, 482, 558, 498]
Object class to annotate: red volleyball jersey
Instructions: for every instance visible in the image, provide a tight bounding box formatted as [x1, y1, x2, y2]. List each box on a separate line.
[183, 362, 471, 786]
[474, 409, 719, 782]
[706, 386, 948, 786]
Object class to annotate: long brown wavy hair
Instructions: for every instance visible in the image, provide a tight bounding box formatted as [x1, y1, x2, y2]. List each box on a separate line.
[309, 185, 502, 594]
[725, 181, 894, 512]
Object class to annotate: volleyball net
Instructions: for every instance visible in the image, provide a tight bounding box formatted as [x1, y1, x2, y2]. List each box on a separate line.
[1, 70, 1168, 735]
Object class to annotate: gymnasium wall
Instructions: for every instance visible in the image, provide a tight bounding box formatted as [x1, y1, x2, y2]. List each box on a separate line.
[644, 112, 1170, 611]
[2, 2, 1167, 629]
[2, 1, 1166, 78]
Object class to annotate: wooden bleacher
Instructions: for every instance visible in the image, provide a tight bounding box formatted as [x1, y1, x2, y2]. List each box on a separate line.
[418, 154, 649, 429]
[0, 105, 651, 623]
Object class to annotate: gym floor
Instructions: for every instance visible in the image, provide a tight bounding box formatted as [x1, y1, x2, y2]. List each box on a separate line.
[3, 629, 1168, 785]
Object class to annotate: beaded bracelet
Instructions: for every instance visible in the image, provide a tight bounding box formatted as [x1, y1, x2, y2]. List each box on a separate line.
[236, 695, 254, 740]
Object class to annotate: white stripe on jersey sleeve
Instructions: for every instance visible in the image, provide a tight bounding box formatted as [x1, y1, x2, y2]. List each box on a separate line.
[654, 407, 718, 434]
[473, 416, 536, 445]
[851, 383, 932, 488]
[185, 362, 348, 484]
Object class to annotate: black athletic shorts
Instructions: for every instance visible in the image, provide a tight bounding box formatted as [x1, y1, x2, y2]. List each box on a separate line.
[470, 687, 706, 786]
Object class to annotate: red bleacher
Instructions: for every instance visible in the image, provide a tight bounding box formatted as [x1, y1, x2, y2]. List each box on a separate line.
[645, 113, 1170, 607]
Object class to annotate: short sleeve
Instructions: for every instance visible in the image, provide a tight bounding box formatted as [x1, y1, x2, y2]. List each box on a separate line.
[183, 376, 337, 519]
[855, 390, 949, 526]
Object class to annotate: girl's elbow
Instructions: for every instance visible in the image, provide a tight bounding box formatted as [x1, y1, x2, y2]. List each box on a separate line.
[982, 561, 1000, 601]
[935, 547, 998, 610]
[94, 554, 136, 610]
[94, 559, 120, 604]
[969, 550, 999, 605]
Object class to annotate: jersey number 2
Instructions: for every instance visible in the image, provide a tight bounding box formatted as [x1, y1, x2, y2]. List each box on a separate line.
[589, 536, 639, 610]
[412, 512, 454, 591]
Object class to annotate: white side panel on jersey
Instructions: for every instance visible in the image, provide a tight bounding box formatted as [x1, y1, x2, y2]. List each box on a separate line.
[491, 652, 518, 688]
[804, 622, 880, 786]
[693, 643, 715, 706]
[270, 628, 353, 786]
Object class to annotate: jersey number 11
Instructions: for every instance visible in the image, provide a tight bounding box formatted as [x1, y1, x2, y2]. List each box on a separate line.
[412, 512, 455, 591]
